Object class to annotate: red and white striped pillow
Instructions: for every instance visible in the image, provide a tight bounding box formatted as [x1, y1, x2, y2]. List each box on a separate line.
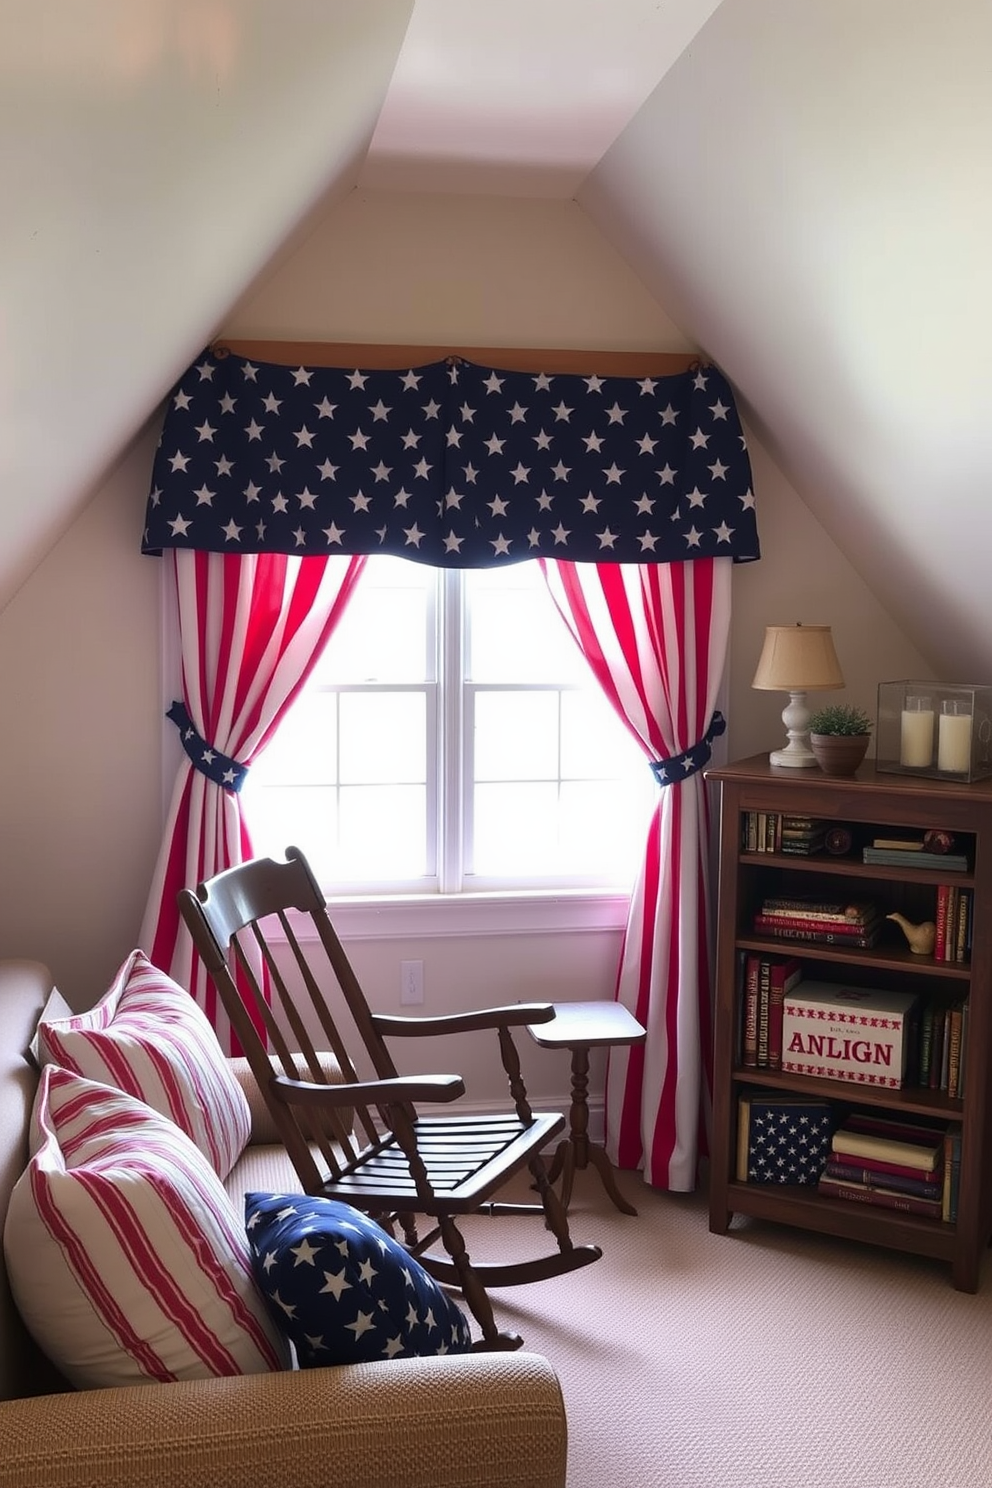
[35, 950, 250, 1179]
[4, 1066, 290, 1388]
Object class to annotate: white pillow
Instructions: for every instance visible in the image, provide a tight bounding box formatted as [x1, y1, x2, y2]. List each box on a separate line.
[35, 949, 250, 1179]
[4, 1066, 290, 1389]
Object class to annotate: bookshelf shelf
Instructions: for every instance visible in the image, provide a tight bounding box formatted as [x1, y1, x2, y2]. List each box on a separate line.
[706, 754, 992, 1292]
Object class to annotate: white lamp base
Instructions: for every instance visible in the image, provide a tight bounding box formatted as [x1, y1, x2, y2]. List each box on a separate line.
[769, 690, 820, 768]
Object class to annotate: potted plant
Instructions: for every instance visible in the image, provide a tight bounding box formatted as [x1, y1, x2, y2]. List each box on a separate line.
[807, 703, 873, 776]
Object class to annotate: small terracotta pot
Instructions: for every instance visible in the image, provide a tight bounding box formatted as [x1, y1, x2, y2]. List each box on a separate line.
[809, 733, 871, 777]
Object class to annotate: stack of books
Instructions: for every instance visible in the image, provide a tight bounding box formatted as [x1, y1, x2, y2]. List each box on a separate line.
[934, 884, 973, 963]
[739, 813, 829, 855]
[740, 953, 803, 1070]
[778, 815, 828, 857]
[862, 835, 970, 872]
[752, 895, 882, 949]
[818, 1112, 958, 1221]
[913, 998, 968, 1097]
[736, 1092, 835, 1185]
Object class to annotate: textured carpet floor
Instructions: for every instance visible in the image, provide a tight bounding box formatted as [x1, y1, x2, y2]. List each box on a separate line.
[460, 1166, 992, 1488]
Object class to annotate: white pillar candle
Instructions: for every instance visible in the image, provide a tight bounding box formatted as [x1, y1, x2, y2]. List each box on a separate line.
[938, 707, 973, 774]
[900, 706, 934, 767]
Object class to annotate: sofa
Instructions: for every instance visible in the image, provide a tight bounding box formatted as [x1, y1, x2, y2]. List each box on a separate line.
[0, 958, 567, 1488]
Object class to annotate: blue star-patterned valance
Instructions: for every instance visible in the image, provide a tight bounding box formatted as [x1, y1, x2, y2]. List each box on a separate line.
[142, 348, 759, 567]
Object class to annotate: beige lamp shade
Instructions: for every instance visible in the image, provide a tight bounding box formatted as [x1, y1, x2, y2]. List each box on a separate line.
[752, 624, 845, 692]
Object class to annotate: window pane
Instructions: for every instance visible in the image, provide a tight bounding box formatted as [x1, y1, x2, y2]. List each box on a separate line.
[339, 693, 426, 784]
[312, 555, 432, 684]
[472, 690, 559, 780]
[466, 564, 586, 683]
[255, 691, 338, 782]
[472, 782, 561, 875]
[560, 690, 641, 780]
[338, 785, 427, 878]
[559, 780, 652, 878]
[247, 786, 338, 877]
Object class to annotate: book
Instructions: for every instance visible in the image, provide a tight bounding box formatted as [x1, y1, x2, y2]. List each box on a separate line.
[761, 892, 868, 916]
[818, 1174, 944, 1219]
[842, 1110, 947, 1145]
[757, 957, 771, 1067]
[822, 1160, 943, 1200]
[824, 1148, 943, 1185]
[753, 912, 877, 936]
[831, 1128, 943, 1172]
[742, 953, 760, 1068]
[872, 836, 924, 851]
[757, 922, 882, 949]
[736, 1092, 834, 1185]
[955, 890, 970, 963]
[934, 883, 950, 961]
[862, 848, 969, 872]
[942, 1128, 962, 1223]
[765, 956, 803, 1070]
[759, 899, 876, 924]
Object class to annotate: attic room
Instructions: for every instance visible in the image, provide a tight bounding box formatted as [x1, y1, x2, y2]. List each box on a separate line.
[1, 4, 991, 1487]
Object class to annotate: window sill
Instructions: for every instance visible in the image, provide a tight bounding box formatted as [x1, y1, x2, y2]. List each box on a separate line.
[289, 889, 632, 942]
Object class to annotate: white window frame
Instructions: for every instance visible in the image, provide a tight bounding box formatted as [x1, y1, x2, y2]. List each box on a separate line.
[157, 561, 720, 939]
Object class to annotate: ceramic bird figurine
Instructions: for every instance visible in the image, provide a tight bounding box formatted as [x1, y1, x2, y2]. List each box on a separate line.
[886, 912, 936, 956]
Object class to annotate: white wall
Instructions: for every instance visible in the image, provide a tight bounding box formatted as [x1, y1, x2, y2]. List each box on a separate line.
[0, 187, 931, 1111]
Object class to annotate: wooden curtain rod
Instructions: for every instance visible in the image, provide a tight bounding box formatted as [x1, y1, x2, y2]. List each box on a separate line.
[213, 339, 702, 377]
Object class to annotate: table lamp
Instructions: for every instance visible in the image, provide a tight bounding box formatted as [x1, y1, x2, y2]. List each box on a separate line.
[752, 623, 845, 767]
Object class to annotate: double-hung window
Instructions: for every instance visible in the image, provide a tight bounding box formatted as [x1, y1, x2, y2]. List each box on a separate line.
[242, 555, 653, 899]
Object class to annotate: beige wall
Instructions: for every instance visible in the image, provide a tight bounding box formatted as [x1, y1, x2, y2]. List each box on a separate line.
[0, 187, 931, 1110]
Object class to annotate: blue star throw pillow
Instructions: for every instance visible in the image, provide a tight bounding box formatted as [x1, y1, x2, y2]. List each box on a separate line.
[245, 1193, 474, 1365]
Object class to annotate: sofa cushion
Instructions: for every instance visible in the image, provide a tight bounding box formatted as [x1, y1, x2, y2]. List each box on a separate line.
[35, 949, 250, 1179]
[3, 1067, 290, 1389]
[245, 1191, 473, 1365]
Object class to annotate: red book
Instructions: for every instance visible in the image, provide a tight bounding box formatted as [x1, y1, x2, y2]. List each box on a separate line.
[843, 1112, 945, 1146]
[765, 956, 803, 1071]
[818, 1175, 943, 1219]
[760, 899, 875, 924]
[742, 954, 760, 1068]
[823, 1160, 942, 1200]
[934, 884, 949, 961]
[753, 913, 875, 936]
[827, 1149, 943, 1184]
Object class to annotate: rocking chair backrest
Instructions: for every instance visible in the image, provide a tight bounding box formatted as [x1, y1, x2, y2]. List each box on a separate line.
[177, 847, 407, 1194]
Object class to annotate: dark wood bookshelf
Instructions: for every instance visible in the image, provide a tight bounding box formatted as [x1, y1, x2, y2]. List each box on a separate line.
[706, 754, 992, 1291]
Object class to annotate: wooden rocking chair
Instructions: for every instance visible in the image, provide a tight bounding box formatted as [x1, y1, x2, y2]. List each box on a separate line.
[177, 846, 602, 1351]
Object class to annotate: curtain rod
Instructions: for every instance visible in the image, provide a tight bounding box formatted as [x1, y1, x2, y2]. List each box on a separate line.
[212, 339, 702, 377]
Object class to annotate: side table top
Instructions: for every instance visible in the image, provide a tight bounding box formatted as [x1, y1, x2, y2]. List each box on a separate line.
[526, 999, 646, 1050]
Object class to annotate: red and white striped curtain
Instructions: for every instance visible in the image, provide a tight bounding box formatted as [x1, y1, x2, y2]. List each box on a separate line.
[541, 556, 732, 1191]
[140, 548, 365, 1053]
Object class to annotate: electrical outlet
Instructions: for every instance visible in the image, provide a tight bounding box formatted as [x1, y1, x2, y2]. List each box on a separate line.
[400, 959, 424, 1006]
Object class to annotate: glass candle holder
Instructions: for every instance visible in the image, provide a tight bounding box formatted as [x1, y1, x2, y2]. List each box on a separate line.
[899, 694, 934, 768]
[937, 697, 973, 774]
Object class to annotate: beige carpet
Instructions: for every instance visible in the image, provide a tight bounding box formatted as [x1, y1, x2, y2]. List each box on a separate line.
[460, 1166, 992, 1488]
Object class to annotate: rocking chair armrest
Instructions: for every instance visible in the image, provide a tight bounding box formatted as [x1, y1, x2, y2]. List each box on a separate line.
[270, 1072, 467, 1106]
[372, 1002, 556, 1038]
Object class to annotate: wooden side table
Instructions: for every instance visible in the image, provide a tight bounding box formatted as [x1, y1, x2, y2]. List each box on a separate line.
[527, 1000, 646, 1215]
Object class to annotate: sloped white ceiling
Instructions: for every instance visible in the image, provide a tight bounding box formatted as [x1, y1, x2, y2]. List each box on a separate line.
[5, 0, 992, 686]
[579, 0, 992, 679]
[360, 0, 722, 197]
[0, 0, 413, 612]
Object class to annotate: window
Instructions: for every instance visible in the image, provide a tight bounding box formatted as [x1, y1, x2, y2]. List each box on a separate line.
[242, 556, 653, 897]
